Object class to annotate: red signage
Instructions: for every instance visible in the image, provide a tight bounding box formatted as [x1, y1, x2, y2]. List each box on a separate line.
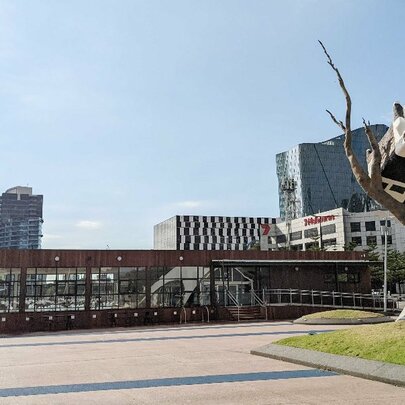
[304, 215, 335, 227]
[260, 224, 271, 235]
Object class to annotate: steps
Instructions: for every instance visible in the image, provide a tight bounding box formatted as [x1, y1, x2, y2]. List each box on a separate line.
[226, 306, 264, 321]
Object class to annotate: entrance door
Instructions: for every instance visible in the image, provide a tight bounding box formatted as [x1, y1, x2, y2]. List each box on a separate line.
[213, 266, 254, 306]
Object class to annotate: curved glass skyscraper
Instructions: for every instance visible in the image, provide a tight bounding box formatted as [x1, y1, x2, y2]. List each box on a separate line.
[276, 124, 388, 220]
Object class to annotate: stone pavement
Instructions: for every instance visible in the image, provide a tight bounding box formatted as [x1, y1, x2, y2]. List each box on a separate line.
[0, 321, 403, 404]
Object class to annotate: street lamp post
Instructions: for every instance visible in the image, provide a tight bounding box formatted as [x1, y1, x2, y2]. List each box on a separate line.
[380, 219, 390, 313]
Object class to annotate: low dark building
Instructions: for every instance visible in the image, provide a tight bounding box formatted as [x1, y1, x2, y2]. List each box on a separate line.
[0, 249, 371, 333]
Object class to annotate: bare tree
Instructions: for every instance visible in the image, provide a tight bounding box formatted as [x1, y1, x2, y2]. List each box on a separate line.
[319, 41, 405, 225]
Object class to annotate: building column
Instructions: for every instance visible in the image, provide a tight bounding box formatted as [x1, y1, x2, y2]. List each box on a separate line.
[19, 267, 27, 313]
[85, 267, 91, 311]
[209, 264, 216, 306]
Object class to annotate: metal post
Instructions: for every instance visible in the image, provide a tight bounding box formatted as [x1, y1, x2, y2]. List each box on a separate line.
[319, 217, 323, 250]
[381, 219, 390, 313]
[383, 226, 388, 313]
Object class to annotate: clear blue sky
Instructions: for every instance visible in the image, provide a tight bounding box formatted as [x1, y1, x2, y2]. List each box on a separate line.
[1, 0, 405, 249]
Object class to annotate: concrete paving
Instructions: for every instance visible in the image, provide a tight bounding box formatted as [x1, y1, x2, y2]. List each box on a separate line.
[0, 321, 403, 404]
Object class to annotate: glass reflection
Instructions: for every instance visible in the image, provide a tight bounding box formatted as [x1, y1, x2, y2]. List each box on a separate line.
[150, 266, 211, 307]
[25, 268, 86, 312]
[91, 267, 146, 309]
[0, 268, 20, 312]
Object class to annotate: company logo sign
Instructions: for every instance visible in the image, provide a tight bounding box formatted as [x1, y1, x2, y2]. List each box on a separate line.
[304, 215, 335, 227]
[260, 224, 271, 235]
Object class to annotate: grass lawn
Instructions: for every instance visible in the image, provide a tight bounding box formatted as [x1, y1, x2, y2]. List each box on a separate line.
[302, 309, 383, 319]
[275, 322, 405, 365]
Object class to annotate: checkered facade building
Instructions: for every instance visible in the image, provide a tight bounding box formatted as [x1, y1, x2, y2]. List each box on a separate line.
[154, 215, 278, 250]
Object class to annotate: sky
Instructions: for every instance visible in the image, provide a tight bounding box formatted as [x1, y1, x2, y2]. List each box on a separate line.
[1, 0, 405, 249]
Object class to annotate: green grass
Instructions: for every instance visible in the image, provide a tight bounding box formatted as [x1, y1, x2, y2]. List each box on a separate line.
[302, 310, 383, 319]
[275, 322, 405, 365]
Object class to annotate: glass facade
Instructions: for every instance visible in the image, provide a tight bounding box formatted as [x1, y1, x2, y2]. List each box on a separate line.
[276, 125, 387, 219]
[150, 266, 209, 307]
[90, 267, 147, 310]
[0, 268, 20, 312]
[0, 266, 211, 312]
[26, 268, 86, 312]
[0, 259, 368, 315]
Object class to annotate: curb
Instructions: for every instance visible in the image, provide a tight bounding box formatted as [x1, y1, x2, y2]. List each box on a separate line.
[293, 316, 393, 325]
[251, 344, 405, 388]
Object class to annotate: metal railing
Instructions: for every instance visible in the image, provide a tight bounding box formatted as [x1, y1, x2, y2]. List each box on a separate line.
[217, 287, 398, 312]
[250, 289, 268, 320]
[202, 305, 210, 323]
[258, 289, 397, 311]
[225, 289, 240, 321]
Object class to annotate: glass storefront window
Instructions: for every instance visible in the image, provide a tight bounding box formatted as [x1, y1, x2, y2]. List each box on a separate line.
[91, 267, 146, 309]
[119, 267, 146, 309]
[150, 266, 208, 308]
[0, 268, 20, 312]
[25, 268, 86, 312]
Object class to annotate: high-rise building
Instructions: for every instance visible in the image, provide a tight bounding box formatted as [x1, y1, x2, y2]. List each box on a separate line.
[154, 215, 278, 250]
[276, 124, 388, 220]
[0, 186, 43, 249]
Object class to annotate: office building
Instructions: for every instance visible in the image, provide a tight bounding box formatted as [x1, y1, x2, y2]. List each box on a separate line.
[154, 215, 278, 250]
[0, 186, 43, 249]
[260, 207, 405, 256]
[276, 124, 388, 220]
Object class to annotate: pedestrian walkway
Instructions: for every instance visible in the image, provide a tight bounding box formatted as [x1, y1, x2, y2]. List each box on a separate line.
[0, 322, 403, 403]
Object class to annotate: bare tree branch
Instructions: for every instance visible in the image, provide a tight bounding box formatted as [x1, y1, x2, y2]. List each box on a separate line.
[320, 41, 405, 225]
[326, 109, 345, 131]
[319, 40, 370, 192]
[362, 118, 383, 188]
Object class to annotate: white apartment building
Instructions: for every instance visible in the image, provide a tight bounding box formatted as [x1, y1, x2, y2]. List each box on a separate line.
[260, 208, 405, 255]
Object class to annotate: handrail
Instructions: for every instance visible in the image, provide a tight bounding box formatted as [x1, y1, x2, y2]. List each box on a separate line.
[202, 305, 210, 323]
[251, 290, 264, 306]
[225, 289, 240, 322]
[179, 306, 187, 324]
[256, 288, 398, 312]
[251, 290, 268, 320]
[226, 289, 239, 306]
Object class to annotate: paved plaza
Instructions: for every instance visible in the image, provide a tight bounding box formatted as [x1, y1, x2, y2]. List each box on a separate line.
[0, 321, 403, 404]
